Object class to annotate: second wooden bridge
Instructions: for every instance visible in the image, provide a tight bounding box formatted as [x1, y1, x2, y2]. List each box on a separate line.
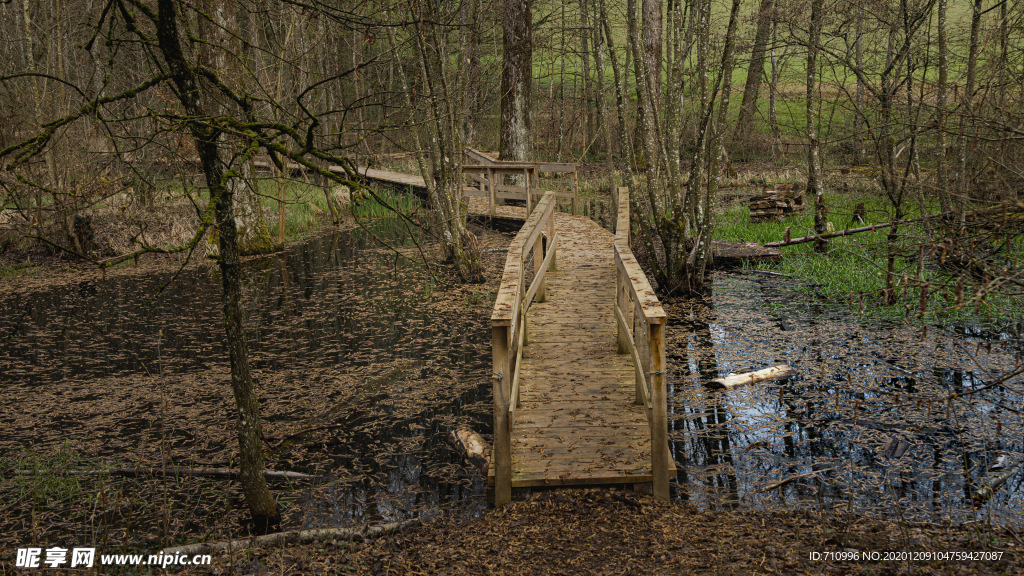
[486, 188, 673, 505]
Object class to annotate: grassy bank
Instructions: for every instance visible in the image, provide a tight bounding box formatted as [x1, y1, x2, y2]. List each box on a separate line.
[713, 177, 1024, 324]
[0, 173, 430, 279]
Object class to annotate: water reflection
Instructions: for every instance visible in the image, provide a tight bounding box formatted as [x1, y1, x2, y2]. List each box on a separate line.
[667, 272, 1023, 524]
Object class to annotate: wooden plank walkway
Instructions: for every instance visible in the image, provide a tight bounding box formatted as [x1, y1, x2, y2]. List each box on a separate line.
[348, 166, 779, 266]
[487, 212, 661, 488]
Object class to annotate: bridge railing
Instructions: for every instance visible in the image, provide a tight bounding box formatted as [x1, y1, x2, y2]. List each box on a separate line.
[612, 187, 671, 500]
[462, 148, 578, 216]
[490, 192, 558, 506]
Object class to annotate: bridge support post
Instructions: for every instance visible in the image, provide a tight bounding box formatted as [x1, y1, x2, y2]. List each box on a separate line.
[649, 323, 670, 501]
[571, 167, 578, 215]
[487, 168, 496, 217]
[534, 235, 546, 303]
[492, 325, 512, 506]
[523, 168, 532, 214]
[616, 272, 630, 356]
[547, 216, 556, 271]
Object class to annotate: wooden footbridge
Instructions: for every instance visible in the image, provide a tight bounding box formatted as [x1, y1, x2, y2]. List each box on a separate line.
[484, 188, 674, 506]
[345, 152, 675, 504]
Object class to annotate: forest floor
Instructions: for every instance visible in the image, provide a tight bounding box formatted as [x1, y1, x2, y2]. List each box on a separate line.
[179, 489, 1022, 575]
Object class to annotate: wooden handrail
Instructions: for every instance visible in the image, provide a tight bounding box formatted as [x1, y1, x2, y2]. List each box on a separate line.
[612, 187, 670, 501]
[615, 187, 630, 245]
[491, 192, 558, 506]
[463, 163, 539, 171]
[464, 147, 498, 165]
[463, 148, 579, 216]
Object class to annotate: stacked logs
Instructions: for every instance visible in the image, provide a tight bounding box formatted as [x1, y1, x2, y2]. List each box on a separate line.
[749, 183, 806, 222]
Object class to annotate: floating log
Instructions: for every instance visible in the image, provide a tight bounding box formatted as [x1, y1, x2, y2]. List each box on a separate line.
[708, 365, 796, 388]
[161, 519, 421, 557]
[447, 427, 491, 475]
[711, 240, 782, 268]
[972, 462, 1022, 507]
[764, 220, 913, 247]
[753, 466, 836, 494]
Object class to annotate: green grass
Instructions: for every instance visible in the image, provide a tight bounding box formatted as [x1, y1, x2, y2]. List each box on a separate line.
[2, 443, 91, 506]
[250, 179, 335, 240]
[714, 188, 1024, 324]
[351, 186, 421, 219]
[0, 260, 44, 279]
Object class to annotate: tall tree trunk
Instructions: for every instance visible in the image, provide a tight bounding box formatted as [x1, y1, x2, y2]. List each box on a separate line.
[701, 0, 742, 281]
[580, 0, 594, 152]
[500, 0, 532, 162]
[642, 0, 663, 102]
[733, 0, 775, 146]
[903, 0, 921, 182]
[391, 13, 484, 283]
[601, 0, 632, 179]
[154, 0, 280, 534]
[769, 18, 782, 158]
[460, 0, 482, 143]
[854, 3, 866, 164]
[556, 2, 567, 160]
[590, 0, 611, 162]
[935, 0, 951, 214]
[955, 0, 982, 224]
[879, 25, 900, 302]
[21, 0, 58, 225]
[807, 0, 827, 253]
[633, 0, 662, 175]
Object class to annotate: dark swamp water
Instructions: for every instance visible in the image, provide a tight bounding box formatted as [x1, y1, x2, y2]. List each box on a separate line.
[668, 273, 1023, 527]
[1, 215, 1022, 551]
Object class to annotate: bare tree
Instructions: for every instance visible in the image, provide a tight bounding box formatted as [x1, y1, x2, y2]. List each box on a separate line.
[734, 0, 776, 146]
[934, 0, 952, 214]
[390, 0, 484, 282]
[0, 0, 400, 532]
[623, 0, 742, 294]
[806, 0, 827, 253]
[954, 0, 984, 224]
[153, 0, 280, 531]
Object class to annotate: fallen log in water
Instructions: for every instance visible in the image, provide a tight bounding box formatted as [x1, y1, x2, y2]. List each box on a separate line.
[161, 519, 421, 557]
[708, 365, 796, 388]
[753, 466, 837, 494]
[7, 467, 314, 481]
[447, 427, 491, 475]
[972, 462, 1022, 507]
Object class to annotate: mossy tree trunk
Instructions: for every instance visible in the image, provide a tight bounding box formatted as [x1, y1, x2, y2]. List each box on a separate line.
[807, 0, 827, 253]
[155, 0, 280, 533]
[622, 0, 740, 295]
